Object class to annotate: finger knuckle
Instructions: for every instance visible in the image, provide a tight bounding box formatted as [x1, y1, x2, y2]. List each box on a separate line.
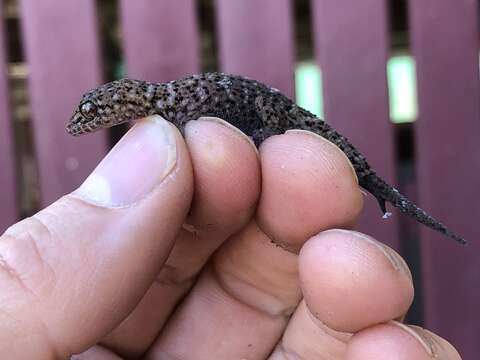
[1, 216, 58, 298]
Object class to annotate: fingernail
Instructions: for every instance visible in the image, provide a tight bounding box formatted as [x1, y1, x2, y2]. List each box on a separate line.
[285, 129, 358, 184]
[389, 321, 438, 357]
[197, 116, 258, 153]
[325, 229, 412, 279]
[74, 115, 177, 207]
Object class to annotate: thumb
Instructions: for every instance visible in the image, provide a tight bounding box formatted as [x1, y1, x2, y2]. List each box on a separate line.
[0, 116, 193, 358]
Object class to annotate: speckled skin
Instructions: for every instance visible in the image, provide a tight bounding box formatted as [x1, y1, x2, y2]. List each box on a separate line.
[68, 72, 465, 245]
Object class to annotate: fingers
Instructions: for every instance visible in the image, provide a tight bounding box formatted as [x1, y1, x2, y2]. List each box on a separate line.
[272, 230, 459, 359]
[100, 117, 261, 357]
[272, 230, 413, 359]
[147, 131, 364, 359]
[0, 116, 193, 358]
[299, 230, 414, 333]
[273, 230, 413, 358]
[257, 130, 363, 251]
[185, 117, 260, 230]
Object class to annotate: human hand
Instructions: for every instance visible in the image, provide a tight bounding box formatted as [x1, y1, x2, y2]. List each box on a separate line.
[0, 115, 461, 359]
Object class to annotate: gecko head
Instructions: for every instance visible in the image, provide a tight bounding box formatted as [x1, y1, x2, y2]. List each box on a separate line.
[67, 78, 154, 136]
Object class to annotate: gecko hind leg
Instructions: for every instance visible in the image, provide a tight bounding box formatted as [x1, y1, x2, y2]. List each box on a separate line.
[376, 196, 392, 219]
[251, 127, 278, 147]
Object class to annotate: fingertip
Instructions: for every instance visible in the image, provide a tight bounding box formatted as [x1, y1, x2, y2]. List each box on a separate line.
[184, 118, 260, 230]
[284, 129, 358, 184]
[256, 131, 364, 250]
[74, 116, 180, 208]
[346, 323, 462, 360]
[299, 230, 414, 333]
[194, 116, 259, 153]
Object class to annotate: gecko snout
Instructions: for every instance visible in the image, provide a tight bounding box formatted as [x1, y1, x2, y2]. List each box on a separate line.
[66, 109, 89, 136]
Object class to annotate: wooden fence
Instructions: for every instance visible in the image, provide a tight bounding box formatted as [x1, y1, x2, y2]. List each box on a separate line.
[0, 0, 478, 358]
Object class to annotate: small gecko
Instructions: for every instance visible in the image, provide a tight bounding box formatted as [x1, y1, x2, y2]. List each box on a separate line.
[67, 72, 466, 245]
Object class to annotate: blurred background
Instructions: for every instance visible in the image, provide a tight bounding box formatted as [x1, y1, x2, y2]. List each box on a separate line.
[0, 0, 478, 358]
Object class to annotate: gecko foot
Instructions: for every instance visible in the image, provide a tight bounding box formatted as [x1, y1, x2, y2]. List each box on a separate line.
[382, 212, 393, 219]
[376, 196, 388, 216]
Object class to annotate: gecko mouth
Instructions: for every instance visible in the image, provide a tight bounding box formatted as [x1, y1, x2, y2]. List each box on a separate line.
[66, 111, 89, 136]
[66, 122, 83, 136]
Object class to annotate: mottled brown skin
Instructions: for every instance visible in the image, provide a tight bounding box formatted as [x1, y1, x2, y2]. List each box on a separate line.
[67, 72, 466, 245]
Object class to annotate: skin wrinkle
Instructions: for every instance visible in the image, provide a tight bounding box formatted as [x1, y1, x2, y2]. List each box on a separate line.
[304, 305, 351, 345]
[0, 251, 22, 285]
[273, 303, 350, 359]
[155, 262, 197, 288]
[211, 260, 297, 319]
[1, 219, 56, 301]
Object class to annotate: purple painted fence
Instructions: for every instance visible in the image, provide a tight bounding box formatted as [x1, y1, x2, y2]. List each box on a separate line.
[312, 0, 398, 250]
[216, 0, 295, 98]
[410, 0, 480, 355]
[0, 0, 478, 358]
[19, 0, 107, 206]
[0, 4, 16, 231]
[120, 0, 200, 83]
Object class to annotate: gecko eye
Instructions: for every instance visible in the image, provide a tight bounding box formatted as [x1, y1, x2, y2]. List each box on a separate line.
[80, 101, 98, 119]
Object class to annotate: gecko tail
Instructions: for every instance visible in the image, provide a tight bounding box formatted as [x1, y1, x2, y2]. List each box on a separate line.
[360, 173, 467, 246]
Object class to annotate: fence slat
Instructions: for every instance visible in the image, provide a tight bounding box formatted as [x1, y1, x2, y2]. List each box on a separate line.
[410, 1, 480, 356]
[120, 0, 199, 82]
[19, 0, 107, 206]
[312, 0, 398, 249]
[215, 0, 295, 97]
[0, 6, 17, 232]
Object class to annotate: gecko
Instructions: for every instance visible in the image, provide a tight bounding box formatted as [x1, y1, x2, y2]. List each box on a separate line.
[67, 72, 466, 245]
